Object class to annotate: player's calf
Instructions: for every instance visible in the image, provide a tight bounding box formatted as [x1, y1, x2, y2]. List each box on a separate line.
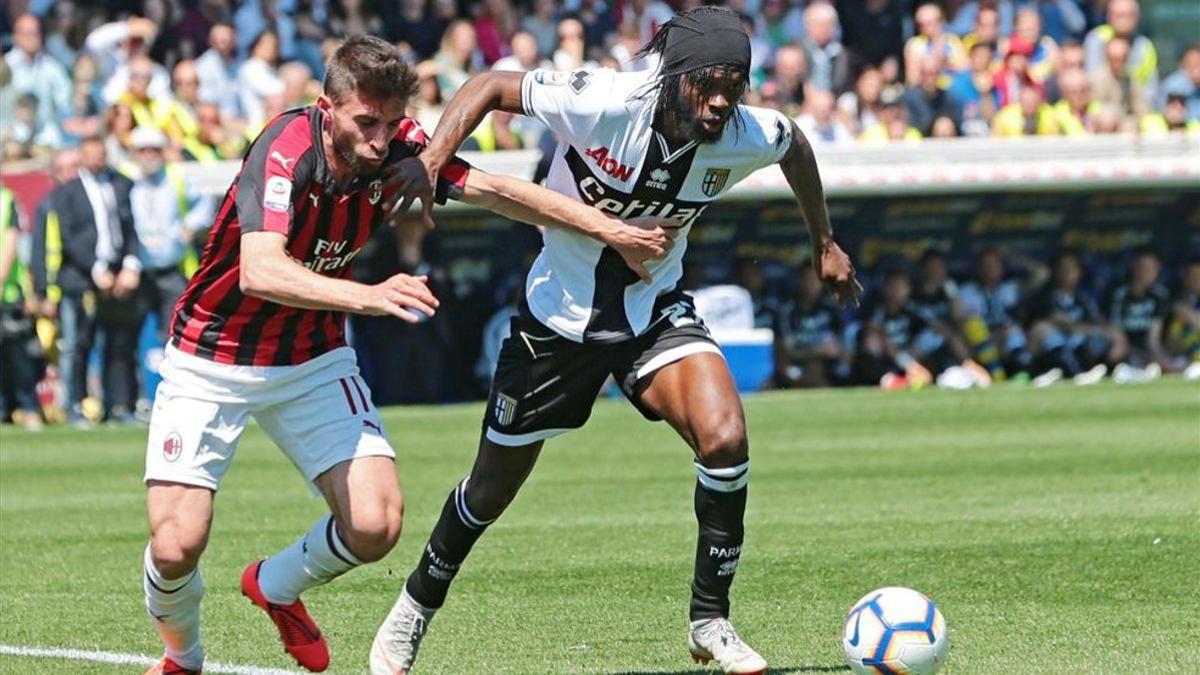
[691, 460, 749, 620]
[144, 544, 206, 672]
[144, 483, 213, 671]
[404, 477, 497, 610]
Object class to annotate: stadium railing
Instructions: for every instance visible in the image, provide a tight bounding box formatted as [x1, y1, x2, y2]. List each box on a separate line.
[167, 134, 1200, 203]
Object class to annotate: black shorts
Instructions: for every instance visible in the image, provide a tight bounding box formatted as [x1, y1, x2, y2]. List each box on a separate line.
[484, 292, 721, 446]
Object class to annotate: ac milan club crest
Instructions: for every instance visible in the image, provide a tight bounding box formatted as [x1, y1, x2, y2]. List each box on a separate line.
[368, 179, 383, 205]
[163, 432, 183, 462]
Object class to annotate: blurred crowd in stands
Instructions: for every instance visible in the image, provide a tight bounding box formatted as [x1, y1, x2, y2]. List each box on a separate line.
[687, 248, 1200, 393]
[1, 0, 1198, 428]
[2, 0, 1199, 163]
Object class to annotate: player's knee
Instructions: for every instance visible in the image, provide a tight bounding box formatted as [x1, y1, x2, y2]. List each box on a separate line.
[694, 418, 748, 468]
[339, 499, 403, 563]
[149, 534, 205, 579]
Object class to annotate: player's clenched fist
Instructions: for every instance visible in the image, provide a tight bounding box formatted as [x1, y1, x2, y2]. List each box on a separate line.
[815, 239, 863, 308]
[367, 273, 440, 322]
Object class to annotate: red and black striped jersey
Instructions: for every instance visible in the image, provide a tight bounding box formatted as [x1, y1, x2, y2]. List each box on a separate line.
[171, 106, 470, 366]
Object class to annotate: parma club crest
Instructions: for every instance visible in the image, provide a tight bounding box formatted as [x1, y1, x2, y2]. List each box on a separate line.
[493, 392, 518, 427]
[701, 168, 730, 197]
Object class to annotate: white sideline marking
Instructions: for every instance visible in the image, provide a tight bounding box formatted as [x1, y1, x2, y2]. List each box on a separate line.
[0, 644, 302, 674]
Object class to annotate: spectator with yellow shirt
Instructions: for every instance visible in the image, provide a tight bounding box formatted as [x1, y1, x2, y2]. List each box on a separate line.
[1089, 36, 1152, 125]
[1083, 0, 1158, 96]
[1140, 93, 1200, 136]
[154, 61, 202, 151]
[905, 3, 968, 85]
[1052, 68, 1100, 135]
[180, 102, 243, 162]
[113, 56, 166, 135]
[860, 90, 923, 143]
[1005, 7, 1058, 83]
[961, 4, 1001, 55]
[992, 86, 1060, 137]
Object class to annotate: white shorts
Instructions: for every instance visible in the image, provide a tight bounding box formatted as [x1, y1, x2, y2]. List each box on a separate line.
[144, 344, 393, 491]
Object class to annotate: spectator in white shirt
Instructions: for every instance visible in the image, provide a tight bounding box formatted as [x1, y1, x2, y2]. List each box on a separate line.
[795, 86, 854, 144]
[4, 14, 72, 133]
[86, 17, 170, 105]
[195, 23, 242, 120]
[238, 31, 284, 132]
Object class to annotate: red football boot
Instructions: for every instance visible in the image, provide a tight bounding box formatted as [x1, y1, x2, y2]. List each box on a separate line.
[142, 657, 201, 674]
[241, 561, 330, 672]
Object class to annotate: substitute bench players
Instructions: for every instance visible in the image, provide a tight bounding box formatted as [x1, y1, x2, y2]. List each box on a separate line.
[140, 36, 674, 674]
[376, 8, 860, 674]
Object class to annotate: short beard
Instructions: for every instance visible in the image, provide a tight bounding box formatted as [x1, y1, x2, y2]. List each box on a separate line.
[331, 126, 380, 178]
[660, 69, 742, 144]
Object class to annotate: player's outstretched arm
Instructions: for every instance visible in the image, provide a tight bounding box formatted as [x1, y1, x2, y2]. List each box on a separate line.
[779, 121, 862, 307]
[460, 170, 677, 284]
[382, 72, 525, 226]
[239, 231, 438, 322]
[420, 72, 525, 180]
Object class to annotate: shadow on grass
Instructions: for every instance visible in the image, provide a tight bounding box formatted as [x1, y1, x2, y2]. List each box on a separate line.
[609, 666, 850, 674]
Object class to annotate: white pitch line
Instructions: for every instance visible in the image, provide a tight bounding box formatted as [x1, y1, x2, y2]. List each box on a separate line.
[0, 644, 303, 674]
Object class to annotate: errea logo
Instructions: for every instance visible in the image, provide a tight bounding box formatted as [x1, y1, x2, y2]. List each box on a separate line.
[645, 168, 670, 190]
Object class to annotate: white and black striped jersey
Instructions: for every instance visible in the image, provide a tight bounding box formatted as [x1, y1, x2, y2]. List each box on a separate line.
[519, 67, 793, 343]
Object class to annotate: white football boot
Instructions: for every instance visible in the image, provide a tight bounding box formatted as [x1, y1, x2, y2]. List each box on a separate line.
[1073, 363, 1108, 386]
[370, 589, 436, 674]
[1032, 367, 1063, 388]
[688, 618, 768, 674]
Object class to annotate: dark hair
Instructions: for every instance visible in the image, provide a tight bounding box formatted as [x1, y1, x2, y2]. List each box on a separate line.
[632, 6, 750, 134]
[884, 267, 911, 283]
[324, 35, 419, 102]
[1052, 248, 1081, 267]
[920, 248, 946, 265]
[1183, 42, 1200, 57]
[249, 30, 278, 59]
[977, 246, 1003, 261]
[1130, 245, 1158, 261]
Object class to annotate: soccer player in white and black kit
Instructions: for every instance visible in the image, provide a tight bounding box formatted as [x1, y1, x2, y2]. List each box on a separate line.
[374, 8, 860, 674]
[138, 36, 672, 675]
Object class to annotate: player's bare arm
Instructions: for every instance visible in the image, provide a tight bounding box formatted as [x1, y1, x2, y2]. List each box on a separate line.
[380, 66, 676, 283]
[420, 71, 526, 182]
[240, 230, 438, 322]
[382, 71, 520, 222]
[458, 170, 678, 284]
[779, 121, 862, 307]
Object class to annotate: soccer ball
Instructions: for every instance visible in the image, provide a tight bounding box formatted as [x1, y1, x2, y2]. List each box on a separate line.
[842, 586, 948, 675]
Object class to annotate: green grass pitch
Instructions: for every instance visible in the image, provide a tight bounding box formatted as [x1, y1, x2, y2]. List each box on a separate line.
[1, 380, 1197, 674]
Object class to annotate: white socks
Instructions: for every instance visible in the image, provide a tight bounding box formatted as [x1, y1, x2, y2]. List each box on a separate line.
[143, 545, 204, 670]
[258, 514, 363, 605]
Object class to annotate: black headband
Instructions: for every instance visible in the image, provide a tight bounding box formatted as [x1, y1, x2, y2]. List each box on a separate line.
[658, 9, 751, 77]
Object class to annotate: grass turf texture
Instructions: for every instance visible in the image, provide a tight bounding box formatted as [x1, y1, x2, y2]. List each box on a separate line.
[1, 380, 1197, 674]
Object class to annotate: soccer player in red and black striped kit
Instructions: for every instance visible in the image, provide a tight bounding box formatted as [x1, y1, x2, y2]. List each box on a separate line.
[140, 36, 675, 675]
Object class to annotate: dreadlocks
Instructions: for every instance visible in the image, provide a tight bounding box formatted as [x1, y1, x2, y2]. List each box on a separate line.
[633, 7, 752, 140]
